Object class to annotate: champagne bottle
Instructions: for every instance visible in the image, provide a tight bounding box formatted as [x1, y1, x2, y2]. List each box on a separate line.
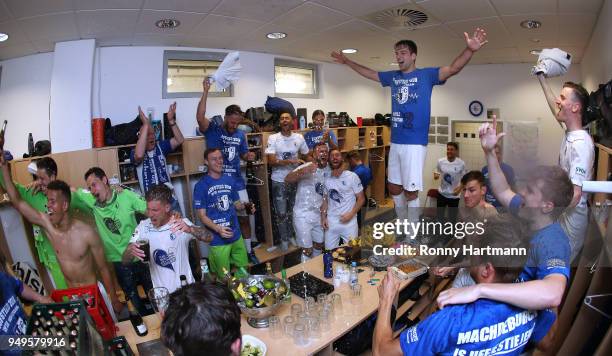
[281, 268, 291, 303]
[127, 300, 148, 337]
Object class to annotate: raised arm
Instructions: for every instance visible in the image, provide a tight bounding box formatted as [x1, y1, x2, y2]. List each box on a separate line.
[537, 74, 564, 129]
[439, 28, 488, 82]
[479, 116, 515, 207]
[0, 155, 48, 228]
[133, 106, 150, 165]
[86, 227, 122, 312]
[167, 102, 185, 150]
[373, 271, 403, 356]
[285, 162, 316, 184]
[331, 51, 379, 82]
[196, 79, 212, 133]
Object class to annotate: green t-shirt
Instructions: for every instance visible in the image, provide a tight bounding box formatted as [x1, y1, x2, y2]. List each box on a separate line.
[0, 170, 90, 266]
[72, 188, 146, 262]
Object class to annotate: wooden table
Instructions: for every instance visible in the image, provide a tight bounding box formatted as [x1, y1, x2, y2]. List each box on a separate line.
[117, 255, 415, 355]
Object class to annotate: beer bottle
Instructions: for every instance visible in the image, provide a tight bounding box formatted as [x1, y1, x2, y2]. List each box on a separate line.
[127, 300, 147, 337]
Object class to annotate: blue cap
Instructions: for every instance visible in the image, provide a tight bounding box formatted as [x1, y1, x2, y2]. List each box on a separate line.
[351, 261, 357, 267]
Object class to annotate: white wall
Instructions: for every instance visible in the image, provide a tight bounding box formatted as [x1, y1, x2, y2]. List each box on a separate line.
[92, 47, 389, 135]
[0, 52, 54, 157]
[49, 40, 96, 153]
[581, 0, 612, 92]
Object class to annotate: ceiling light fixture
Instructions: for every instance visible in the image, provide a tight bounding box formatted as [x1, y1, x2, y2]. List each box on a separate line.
[530, 49, 541, 55]
[520, 20, 541, 29]
[341, 48, 358, 54]
[155, 19, 180, 29]
[266, 32, 287, 40]
[0, 33, 8, 42]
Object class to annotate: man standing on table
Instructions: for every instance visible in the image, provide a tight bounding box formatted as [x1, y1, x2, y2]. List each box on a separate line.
[285, 142, 331, 261]
[72, 167, 152, 315]
[196, 80, 259, 264]
[534, 59, 594, 262]
[321, 148, 365, 249]
[331, 28, 488, 226]
[0, 154, 122, 312]
[193, 148, 250, 279]
[132, 103, 185, 213]
[123, 184, 211, 293]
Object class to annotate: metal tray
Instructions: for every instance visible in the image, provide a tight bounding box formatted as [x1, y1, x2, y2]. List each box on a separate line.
[390, 259, 429, 280]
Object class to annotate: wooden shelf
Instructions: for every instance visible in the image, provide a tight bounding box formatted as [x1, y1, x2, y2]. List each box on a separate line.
[121, 179, 139, 185]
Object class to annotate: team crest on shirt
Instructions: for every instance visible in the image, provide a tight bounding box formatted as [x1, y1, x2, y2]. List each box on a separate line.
[216, 194, 231, 211]
[443, 173, 452, 185]
[153, 249, 175, 271]
[315, 182, 325, 196]
[396, 85, 410, 104]
[329, 189, 341, 203]
[103, 218, 121, 234]
[225, 146, 236, 161]
[282, 152, 292, 160]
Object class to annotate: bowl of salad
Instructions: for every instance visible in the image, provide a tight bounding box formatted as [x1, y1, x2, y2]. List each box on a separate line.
[241, 334, 266, 356]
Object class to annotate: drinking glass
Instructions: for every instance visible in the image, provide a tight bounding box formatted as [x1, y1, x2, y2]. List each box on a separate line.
[350, 283, 362, 305]
[291, 303, 302, 319]
[293, 323, 308, 346]
[318, 310, 331, 332]
[269, 316, 282, 338]
[307, 318, 321, 339]
[147, 287, 169, 315]
[283, 316, 295, 337]
[330, 293, 343, 316]
[317, 293, 327, 304]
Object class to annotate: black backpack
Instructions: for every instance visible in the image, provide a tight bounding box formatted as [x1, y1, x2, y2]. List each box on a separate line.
[104, 116, 143, 146]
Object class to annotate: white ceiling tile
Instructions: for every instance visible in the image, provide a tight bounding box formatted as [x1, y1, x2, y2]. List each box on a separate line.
[490, 0, 556, 16]
[0, 41, 37, 59]
[558, 0, 603, 14]
[77, 0, 144, 11]
[502, 14, 558, 47]
[0, 20, 31, 44]
[271, 2, 351, 32]
[77, 10, 139, 38]
[478, 46, 520, 62]
[135, 10, 207, 35]
[557, 13, 597, 46]
[0, 1, 12, 22]
[213, 0, 304, 22]
[180, 35, 240, 50]
[18, 12, 79, 41]
[96, 35, 134, 46]
[393, 25, 464, 56]
[313, 0, 412, 17]
[131, 33, 185, 46]
[143, 0, 220, 14]
[446, 17, 514, 48]
[192, 14, 263, 38]
[3, 0, 74, 19]
[418, 0, 497, 22]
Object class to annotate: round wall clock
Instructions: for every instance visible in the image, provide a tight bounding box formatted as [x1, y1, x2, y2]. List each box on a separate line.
[469, 100, 483, 117]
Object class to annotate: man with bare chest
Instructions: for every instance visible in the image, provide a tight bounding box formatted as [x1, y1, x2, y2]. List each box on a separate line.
[0, 153, 122, 312]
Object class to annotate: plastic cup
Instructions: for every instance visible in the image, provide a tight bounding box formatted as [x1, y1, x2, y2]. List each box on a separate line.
[269, 316, 282, 338]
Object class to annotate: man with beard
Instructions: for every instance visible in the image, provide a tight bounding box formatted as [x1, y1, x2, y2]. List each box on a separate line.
[123, 184, 211, 293]
[321, 148, 365, 249]
[265, 112, 310, 251]
[285, 142, 331, 261]
[0, 154, 122, 312]
[197, 79, 258, 263]
[193, 148, 250, 279]
[72, 167, 151, 315]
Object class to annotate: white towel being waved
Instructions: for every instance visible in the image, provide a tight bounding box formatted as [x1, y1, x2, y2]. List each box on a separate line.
[531, 48, 572, 78]
[209, 51, 241, 90]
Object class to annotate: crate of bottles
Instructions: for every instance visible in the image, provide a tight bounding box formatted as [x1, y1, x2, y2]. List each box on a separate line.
[26, 300, 106, 356]
[51, 285, 116, 340]
[107, 336, 134, 356]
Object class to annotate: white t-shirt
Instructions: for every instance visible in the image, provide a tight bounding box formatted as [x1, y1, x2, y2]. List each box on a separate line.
[436, 157, 466, 199]
[265, 132, 309, 182]
[130, 218, 195, 293]
[559, 130, 594, 207]
[294, 163, 331, 215]
[325, 170, 363, 218]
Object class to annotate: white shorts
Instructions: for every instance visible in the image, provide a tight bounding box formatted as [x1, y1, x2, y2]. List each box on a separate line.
[293, 211, 324, 248]
[237, 189, 249, 217]
[388, 143, 427, 192]
[325, 216, 358, 250]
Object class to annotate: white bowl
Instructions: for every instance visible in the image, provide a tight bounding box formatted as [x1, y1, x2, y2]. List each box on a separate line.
[241, 334, 267, 356]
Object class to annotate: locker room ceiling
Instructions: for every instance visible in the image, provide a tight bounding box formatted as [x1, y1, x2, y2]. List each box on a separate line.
[0, 0, 603, 69]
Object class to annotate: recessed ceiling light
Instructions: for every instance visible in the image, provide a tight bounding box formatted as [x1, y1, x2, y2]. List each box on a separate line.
[266, 32, 287, 40]
[530, 49, 541, 55]
[0, 33, 8, 42]
[155, 19, 180, 29]
[341, 48, 358, 54]
[520, 20, 541, 29]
